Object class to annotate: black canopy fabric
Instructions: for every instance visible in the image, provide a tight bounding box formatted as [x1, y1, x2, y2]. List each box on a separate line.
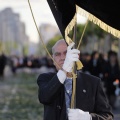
[47, 0, 120, 44]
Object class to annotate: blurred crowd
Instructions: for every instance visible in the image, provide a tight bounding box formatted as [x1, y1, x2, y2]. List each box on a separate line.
[0, 50, 120, 109]
[80, 50, 120, 109]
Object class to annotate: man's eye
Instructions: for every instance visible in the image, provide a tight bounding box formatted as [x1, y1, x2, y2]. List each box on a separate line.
[64, 51, 67, 55]
[55, 53, 60, 56]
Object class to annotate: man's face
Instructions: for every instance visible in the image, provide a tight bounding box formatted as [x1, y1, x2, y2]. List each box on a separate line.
[53, 43, 67, 70]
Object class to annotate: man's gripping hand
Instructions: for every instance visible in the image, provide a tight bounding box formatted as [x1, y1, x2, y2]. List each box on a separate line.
[68, 108, 91, 120]
[57, 42, 80, 83]
[62, 42, 80, 72]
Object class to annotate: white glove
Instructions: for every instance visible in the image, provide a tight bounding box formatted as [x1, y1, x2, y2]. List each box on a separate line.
[62, 42, 80, 72]
[57, 69, 67, 84]
[68, 108, 91, 120]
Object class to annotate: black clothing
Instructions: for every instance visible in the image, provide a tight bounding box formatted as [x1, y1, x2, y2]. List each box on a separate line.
[37, 71, 113, 120]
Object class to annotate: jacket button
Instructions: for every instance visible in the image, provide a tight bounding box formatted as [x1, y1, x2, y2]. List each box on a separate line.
[83, 89, 86, 93]
[57, 105, 61, 109]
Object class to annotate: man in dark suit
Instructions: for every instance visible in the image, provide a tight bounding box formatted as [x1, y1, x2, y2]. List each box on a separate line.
[37, 39, 113, 120]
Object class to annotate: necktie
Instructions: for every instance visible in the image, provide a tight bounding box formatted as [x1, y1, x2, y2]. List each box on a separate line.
[64, 78, 72, 109]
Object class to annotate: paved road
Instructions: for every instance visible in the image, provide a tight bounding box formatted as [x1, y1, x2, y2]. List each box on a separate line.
[112, 96, 120, 120]
[113, 107, 120, 120]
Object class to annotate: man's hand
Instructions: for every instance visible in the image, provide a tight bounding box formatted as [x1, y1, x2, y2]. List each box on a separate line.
[62, 42, 80, 72]
[68, 108, 91, 120]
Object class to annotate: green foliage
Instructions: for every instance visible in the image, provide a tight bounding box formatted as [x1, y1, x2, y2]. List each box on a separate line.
[0, 41, 29, 55]
[0, 41, 3, 54]
[0, 41, 18, 55]
[75, 22, 105, 45]
[36, 44, 46, 56]
[22, 44, 29, 56]
[0, 73, 43, 120]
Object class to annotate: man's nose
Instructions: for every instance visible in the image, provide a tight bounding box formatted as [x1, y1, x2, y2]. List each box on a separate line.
[60, 53, 66, 59]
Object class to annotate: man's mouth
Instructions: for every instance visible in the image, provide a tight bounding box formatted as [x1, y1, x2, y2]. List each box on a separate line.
[60, 63, 64, 65]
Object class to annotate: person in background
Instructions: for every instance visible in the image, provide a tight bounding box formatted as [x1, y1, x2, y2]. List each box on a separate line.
[104, 51, 120, 109]
[88, 51, 101, 77]
[0, 53, 7, 78]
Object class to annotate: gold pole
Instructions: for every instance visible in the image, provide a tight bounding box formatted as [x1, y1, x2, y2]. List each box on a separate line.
[71, 22, 77, 109]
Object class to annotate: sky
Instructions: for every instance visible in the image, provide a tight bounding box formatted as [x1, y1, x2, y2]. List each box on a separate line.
[0, 0, 87, 43]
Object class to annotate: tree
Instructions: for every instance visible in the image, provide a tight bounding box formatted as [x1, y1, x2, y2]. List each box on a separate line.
[0, 41, 3, 54]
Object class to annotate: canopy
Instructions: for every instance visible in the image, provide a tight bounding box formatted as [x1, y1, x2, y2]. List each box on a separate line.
[47, 0, 120, 43]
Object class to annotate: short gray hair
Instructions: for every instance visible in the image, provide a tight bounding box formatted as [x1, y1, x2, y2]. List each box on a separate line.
[52, 39, 66, 54]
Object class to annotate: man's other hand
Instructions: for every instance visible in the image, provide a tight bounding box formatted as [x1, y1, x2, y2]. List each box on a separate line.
[68, 108, 91, 120]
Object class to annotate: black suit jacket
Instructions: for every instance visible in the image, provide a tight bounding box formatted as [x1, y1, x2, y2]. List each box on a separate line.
[37, 71, 113, 120]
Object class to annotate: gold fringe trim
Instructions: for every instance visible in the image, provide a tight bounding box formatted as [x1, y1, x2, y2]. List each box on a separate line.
[65, 13, 77, 44]
[76, 5, 120, 38]
[76, 60, 83, 70]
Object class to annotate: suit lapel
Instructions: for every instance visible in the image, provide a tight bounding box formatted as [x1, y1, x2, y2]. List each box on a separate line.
[76, 71, 89, 110]
[60, 85, 68, 120]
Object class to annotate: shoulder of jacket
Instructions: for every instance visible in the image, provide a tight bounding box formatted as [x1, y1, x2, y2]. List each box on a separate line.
[38, 72, 56, 78]
[78, 71, 101, 83]
[37, 72, 56, 82]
